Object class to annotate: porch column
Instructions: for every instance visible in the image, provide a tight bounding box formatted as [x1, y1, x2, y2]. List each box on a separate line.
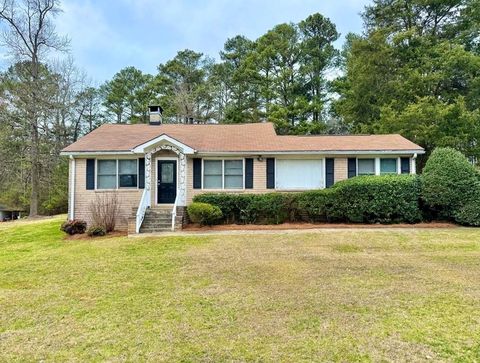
[177, 152, 187, 206]
[144, 152, 152, 207]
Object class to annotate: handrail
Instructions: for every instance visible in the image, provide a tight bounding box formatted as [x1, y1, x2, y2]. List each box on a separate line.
[171, 193, 179, 232]
[135, 188, 149, 233]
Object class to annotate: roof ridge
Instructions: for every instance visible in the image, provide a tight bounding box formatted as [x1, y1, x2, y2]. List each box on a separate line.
[279, 133, 402, 137]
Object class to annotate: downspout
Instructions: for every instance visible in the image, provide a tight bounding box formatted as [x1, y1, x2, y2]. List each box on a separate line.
[412, 153, 417, 174]
[70, 155, 76, 220]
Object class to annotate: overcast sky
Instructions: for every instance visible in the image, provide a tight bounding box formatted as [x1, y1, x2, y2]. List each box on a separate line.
[55, 0, 370, 83]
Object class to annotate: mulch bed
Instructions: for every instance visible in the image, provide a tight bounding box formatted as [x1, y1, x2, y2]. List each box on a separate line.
[183, 221, 456, 231]
[64, 231, 128, 241]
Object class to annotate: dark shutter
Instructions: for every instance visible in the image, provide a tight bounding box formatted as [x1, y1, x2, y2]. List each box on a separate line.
[266, 158, 275, 189]
[138, 158, 145, 189]
[401, 157, 410, 174]
[326, 158, 334, 188]
[245, 158, 254, 189]
[193, 158, 202, 189]
[348, 158, 357, 178]
[86, 159, 95, 190]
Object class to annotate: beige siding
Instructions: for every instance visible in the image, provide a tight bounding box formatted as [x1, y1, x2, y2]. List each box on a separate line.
[69, 154, 417, 229]
[334, 158, 348, 183]
[186, 157, 270, 204]
[73, 158, 142, 231]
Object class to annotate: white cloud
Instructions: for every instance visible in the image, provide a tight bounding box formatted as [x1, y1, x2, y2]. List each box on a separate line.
[55, 0, 371, 81]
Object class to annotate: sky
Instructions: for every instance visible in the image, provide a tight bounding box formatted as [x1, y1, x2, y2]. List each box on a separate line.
[55, 0, 370, 84]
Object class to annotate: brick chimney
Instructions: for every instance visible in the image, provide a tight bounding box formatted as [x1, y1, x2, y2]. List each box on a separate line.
[148, 105, 163, 125]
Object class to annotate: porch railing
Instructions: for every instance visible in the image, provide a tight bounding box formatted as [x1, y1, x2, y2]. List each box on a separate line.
[135, 188, 150, 233]
[171, 193, 179, 232]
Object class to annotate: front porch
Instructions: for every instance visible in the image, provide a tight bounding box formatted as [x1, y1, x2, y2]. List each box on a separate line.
[129, 135, 195, 234]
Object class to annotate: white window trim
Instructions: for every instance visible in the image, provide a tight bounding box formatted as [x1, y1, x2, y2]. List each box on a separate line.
[379, 157, 398, 175]
[274, 158, 325, 191]
[354, 157, 405, 177]
[356, 157, 376, 176]
[202, 158, 245, 190]
[155, 156, 178, 205]
[95, 158, 140, 191]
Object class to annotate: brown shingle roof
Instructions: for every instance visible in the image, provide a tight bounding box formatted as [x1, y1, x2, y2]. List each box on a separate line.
[61, 122, 424, 153]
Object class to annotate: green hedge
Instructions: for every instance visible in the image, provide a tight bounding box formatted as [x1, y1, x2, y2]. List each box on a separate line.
[327, 175, 422, 223]
[193, 175, 422, 225]
[296, 189, 333, 222]
[193, 193, 297, 224]
[187, 202, 223, 226]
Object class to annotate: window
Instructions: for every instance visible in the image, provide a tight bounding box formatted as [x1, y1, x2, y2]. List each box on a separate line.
[380, 158, 397, 174]
[204, 160, 223, 189]
[119, 159, 138, 187]
[276, 159, 323, 189]
[203, 159, 244, 189]
[97, 160, 117, 189]
[97, 159, 139, 189]
[224, 160, 243, 189]
[358, 159, 375, 175]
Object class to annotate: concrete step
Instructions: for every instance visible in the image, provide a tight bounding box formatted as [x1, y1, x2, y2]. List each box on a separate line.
[142, 219, 182, 224]
[143, 217, 183, 223]
[140, 226, 183, 233]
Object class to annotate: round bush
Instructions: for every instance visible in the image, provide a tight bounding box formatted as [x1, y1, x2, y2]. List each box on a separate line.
[60, 219, 87, 235]
[421, 147, 480, 215]
[87, 225, 107, 237]
[187, 202, 223, 226]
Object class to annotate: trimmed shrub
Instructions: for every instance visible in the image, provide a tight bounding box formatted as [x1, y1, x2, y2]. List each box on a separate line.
[422, 147, 480, 215]
[194, 193, 297, 224]
[453, 197, 480, 226]
[242, 193, 297, 224]
[296, 189, 333, 222]
[194, 176, 422, 225]
[87, 225, 107, 237]
[61, 219, 87, 235]
[327, 175, 422, 224]
[192, 194, 253, 223]
[187, 202, 223, 226]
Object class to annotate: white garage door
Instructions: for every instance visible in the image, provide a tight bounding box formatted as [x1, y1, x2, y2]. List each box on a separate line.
[275, 159, 324, 190]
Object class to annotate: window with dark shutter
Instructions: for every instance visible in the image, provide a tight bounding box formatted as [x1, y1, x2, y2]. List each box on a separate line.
[401, 157, 410, 174]
[193, 158, 202, 189]
[138, 158, 145, 189]
[325, 158, 334, 187]
[86, 159, 95, 190]
[347, 158, 357, 178]
[245, 158, 254, 189]
[266, 158, 275, 189]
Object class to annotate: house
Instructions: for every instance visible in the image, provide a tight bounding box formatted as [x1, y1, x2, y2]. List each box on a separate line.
[61, 108, 425, 234]
[0, 204, 24, 221]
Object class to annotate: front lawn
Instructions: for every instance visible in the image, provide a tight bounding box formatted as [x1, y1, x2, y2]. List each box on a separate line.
[1, 217, 480, 361]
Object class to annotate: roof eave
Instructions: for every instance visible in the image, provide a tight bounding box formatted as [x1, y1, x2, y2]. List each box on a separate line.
[196, 149, 425, 156]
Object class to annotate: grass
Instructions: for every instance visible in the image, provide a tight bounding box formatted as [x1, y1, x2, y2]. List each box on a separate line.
[1, 217, 480, 362]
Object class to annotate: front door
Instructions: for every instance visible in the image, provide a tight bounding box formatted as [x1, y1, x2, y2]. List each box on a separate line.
[157, 160, 177, 204]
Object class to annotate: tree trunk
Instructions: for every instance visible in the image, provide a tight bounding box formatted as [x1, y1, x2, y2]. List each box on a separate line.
[29, 55, 40, 217]
[29, 121, 39, 217]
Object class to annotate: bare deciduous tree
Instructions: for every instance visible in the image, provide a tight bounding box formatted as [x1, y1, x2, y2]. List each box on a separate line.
[0, 0, 69, 216]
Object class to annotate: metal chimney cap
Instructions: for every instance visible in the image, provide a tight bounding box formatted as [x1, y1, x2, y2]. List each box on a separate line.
[148, 105, 163, 114]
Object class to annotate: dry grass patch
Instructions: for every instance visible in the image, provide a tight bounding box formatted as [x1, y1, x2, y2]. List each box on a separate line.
[1, 218, 480, 361]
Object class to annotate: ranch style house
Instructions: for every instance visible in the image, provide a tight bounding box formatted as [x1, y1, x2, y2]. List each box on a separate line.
[61, 107, 425, 234]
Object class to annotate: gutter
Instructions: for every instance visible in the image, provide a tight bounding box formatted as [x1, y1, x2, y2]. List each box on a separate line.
[69, 156, 75, 220]
[61, 149, 425, 157]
